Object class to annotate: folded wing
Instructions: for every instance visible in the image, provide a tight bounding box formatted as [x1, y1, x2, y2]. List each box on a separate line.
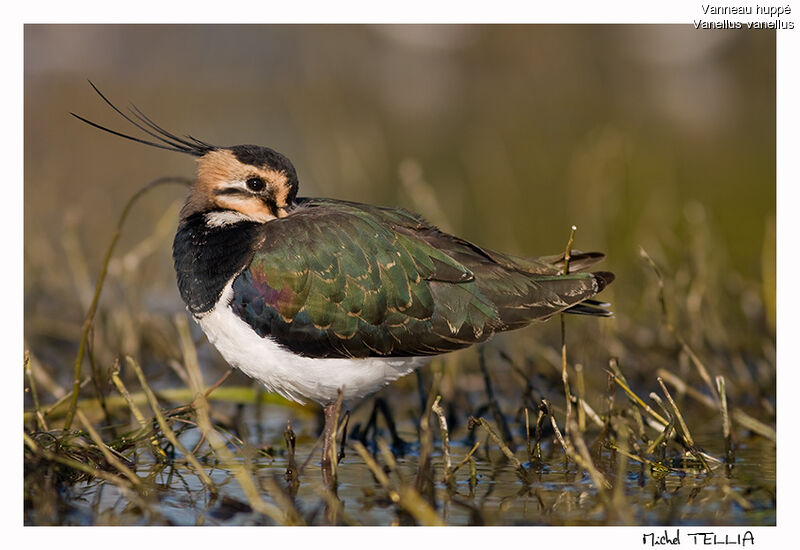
[230, 198, 613, 358]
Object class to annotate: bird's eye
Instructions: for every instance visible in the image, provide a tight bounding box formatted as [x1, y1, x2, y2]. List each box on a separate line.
[246, 177, 265, 192]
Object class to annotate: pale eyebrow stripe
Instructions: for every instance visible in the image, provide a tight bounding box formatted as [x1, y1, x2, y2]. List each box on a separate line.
[213, 187, 246, 196]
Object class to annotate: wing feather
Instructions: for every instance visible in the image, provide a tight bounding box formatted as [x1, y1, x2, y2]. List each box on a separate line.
[229, 198, 613, 358]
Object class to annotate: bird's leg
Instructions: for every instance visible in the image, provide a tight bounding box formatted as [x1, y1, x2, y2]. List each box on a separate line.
[337, 410, 351, 463]
[321, 402, 338, 469]
[321, 402, 338, 488]
[322, 390, 346, 489]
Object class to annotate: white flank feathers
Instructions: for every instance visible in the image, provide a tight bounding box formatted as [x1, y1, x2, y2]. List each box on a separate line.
[195, 281, 428, 404]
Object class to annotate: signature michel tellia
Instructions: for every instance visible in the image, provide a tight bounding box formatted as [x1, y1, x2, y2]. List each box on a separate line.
[642, 529, 755, 547]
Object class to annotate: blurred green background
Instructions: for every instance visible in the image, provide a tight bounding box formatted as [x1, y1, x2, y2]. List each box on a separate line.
[24, 25, 775, 388]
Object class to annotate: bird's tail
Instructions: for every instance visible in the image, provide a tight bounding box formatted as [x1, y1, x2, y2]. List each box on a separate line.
[564, 270, 615, 317]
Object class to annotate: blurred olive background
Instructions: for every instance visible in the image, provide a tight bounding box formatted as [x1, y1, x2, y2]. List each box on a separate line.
[24, 25, 775, 390]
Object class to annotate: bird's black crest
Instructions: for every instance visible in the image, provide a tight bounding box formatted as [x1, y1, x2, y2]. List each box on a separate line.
[71, 81, 218, 157]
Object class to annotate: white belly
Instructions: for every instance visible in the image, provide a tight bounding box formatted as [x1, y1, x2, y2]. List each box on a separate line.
[195, 281, 429, 405]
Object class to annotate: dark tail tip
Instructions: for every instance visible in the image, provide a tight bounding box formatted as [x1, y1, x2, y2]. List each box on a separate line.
[564, 272, 616, 317]
[565, 302, 614, 317]
[593, 271, 615, 292]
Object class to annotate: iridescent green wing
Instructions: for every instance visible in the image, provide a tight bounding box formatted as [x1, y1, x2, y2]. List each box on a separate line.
[230, 198, 611, 359]
[230, 199, 499, 358]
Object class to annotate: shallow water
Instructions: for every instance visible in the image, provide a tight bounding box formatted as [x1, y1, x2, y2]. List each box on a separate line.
[22, 25, 777, 529]
[46, 403, 775, 526]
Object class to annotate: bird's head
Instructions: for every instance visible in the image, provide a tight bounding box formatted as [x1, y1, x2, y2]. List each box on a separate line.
[72, 82, 299, 224]
[186, 145, 298, 224]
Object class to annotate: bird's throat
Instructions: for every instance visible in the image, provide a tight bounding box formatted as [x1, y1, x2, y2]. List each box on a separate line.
[172, 211, 264, 315]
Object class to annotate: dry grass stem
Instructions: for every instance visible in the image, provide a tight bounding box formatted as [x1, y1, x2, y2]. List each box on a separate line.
[478, 349, 514, 449]
[547, 409, 569, 453]
[661, 354, 770, 441]
[640, 247, 719, 402]
[377, 438, 399, 474]
[732, 410, 776, 441]
[562, 225, 577, 274]
[648, 392, 673, 424]
[657, 377, 695, 447]
[25, 348, 67, 400]
[608, 358, 649, 440]
[678, 341, 720, 404]
[260, 476, 304, 525]
[75, 409, 141, 487]
[110, 360, 149, 429]
[25, 351, 48, 432]
[469, 416, 526, 476]
[66, 177, 192, 429]
[352, 442, 444, 526]
[568, 419, 612, 494]
[657, 378, 713, 472]
[560, 314, 572, 433]
[610, 373, 668, 427]
[524, 407, 532, 461]
[575, 363, 586, 432]
[127, 356, 216, 489]
[559, 226, 577, 433]
[716, 376, 733, 462]
[205, 368, 234, 398]
[721, 481, 754, 511]
[645, 419, 675, 456]
[612, 421, 631, 509]
[580, 399, 605, 428]
[450, 441, 481, 475]
[657, 369, 717, 409]
[353, 441, 392, 488]
[24, 385, 306, 425]
[174, 316, 291, 523]
[35, 377, 92, 422]
[24, 433, 137, 494]
[175, 315, 297, 523]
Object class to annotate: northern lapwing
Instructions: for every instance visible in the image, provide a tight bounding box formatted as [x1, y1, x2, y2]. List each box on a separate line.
[73, 83, 614, 473]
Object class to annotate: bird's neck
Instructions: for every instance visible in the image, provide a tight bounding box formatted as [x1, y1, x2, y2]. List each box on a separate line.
[172, 210, 264, 315]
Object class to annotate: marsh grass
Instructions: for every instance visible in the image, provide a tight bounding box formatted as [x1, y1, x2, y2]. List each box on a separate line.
[23, 179, 776, 526]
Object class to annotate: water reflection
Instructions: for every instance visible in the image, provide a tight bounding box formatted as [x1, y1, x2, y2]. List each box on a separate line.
[50, 404, 774, 526]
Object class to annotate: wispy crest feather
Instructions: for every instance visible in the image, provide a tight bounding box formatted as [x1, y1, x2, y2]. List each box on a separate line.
[71, 81, 217, 157]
